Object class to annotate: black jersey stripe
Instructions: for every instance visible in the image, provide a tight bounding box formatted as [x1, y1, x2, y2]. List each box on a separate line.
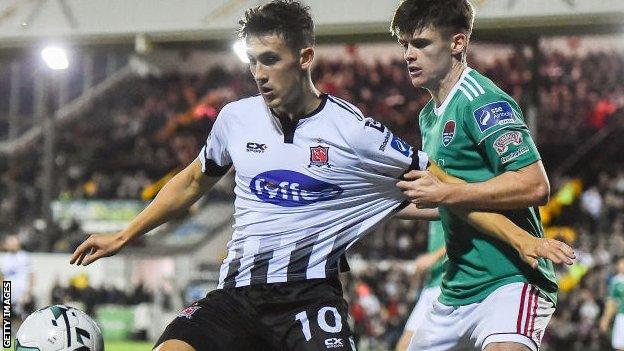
[286, 233, 320, 279]
[222, 248, 243, 289]
[249, 249, 274, 284]
[332, 95, 363, 117]
[327, 96, 362, 120]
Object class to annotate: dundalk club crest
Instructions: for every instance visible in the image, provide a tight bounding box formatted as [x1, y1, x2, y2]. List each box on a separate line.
[309, 145, 330, 167]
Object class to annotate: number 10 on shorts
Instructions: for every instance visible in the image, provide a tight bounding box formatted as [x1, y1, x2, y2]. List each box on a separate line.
[295, 306, 343, 341]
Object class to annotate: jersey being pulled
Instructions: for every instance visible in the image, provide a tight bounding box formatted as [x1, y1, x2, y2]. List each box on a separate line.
[419, 67, 557, 306]
[199, 94, 428, 289]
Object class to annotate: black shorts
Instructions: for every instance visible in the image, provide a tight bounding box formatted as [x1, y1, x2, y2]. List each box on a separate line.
[155, 277, 356, 351]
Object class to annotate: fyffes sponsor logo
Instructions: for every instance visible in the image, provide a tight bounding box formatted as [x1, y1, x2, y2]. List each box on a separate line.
[493, 131, 523, 155]
[250, 170, 343, 207]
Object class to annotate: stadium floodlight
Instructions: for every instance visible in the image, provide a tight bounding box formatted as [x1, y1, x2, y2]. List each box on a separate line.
[233, 41, 250, 64]
[41, 46, 69, 70]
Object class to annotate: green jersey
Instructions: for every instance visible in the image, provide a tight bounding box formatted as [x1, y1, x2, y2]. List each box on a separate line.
[424, 220, 447, 288]
[419, 67, 557, 306]
[608, 275, 624, 314]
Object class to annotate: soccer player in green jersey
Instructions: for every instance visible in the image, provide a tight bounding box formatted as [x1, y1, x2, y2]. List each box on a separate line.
[600, 258, 624, 351]
[392, 0, 566, 350]
[396, 221, 446, 351]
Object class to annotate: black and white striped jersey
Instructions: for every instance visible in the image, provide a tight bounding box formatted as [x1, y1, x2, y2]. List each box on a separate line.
[199, 93, 428, 289]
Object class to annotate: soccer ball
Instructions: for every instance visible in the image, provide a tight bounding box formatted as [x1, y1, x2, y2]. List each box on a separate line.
[15, 305, 103, 351]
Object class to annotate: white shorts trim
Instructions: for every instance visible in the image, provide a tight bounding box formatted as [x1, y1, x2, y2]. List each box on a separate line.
[482, 333, 537, 351]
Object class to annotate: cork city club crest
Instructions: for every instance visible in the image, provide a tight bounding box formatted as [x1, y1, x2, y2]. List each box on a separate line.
[442, 120, 456, 146]
[309, 145, 329, 167]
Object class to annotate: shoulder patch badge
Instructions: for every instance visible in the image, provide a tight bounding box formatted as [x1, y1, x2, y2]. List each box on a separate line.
[473, 101, 516, 133]
[493, 131, 523, 155]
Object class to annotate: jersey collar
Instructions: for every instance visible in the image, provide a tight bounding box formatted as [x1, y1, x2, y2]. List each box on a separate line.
[433, 67, 472, 117]
[269, 93, 328, 143]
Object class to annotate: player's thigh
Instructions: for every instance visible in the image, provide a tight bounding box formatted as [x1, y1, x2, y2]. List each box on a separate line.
[483, 342, 531, 351]
[154, 290, 272, 351]
[396, 331, 415, 351]
[154, 339, 196, 351]
[407, 299, 469, 351]
[477, 283, 554, 351]
[283, 298, 356, 351]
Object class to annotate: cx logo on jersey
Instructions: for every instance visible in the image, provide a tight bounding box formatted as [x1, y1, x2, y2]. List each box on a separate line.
[325, 338, 344, 348]
[246, 142, 267, 153]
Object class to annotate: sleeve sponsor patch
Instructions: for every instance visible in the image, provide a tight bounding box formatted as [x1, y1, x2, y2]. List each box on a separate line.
[500, 146, 529, 164]
[493, 131, 523, 155]
[390, 135, 412, 157]
[473, 101, 516, 133]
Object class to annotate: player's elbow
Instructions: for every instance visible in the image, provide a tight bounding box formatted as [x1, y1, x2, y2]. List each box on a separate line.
[532, 181, 550, 206]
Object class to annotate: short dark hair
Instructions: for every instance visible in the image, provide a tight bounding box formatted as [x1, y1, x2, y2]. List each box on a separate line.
[238, 0, 315, 52]
[390, 0, 475, 39]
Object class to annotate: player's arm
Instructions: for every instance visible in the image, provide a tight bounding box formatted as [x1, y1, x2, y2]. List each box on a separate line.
[70, 159, 229, 266]
[600, 298, 619, 333]
[402, 161, 549, 210]
[413, 246, 446, 275]
[399, 162, 574, 268]
[394, 204, 439, 220]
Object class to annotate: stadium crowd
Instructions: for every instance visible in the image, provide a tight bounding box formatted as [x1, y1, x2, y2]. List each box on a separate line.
[1, 44, 624, 350]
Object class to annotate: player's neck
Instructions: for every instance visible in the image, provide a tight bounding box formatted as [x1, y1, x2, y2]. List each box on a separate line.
[429, 62, 466, 108]
[272, 80, 322, 121]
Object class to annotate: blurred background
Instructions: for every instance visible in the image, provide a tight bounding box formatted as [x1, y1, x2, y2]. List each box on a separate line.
[0, 1, 623, 350]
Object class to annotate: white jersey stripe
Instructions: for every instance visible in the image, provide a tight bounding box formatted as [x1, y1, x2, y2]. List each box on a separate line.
[266, 238, 296, 283]
[217, 247, 237, 289]
[461, 81, 480, 97]
[458, 85, 474, 101]
[235, 236, 261, 287]
[465, 74, 485, 94]
[306, 228, 340, 280]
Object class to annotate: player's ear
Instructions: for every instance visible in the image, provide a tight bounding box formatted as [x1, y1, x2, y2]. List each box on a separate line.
[451, 33, 468, 57]
[300, 47, 314, 70]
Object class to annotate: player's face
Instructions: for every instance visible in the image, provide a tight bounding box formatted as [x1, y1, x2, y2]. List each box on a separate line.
[618, 259, 624, 273]
[398, 26, 455, 90]
[246, 34, 306, 110]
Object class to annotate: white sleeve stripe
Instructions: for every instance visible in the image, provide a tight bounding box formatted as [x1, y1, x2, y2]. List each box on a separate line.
[461, 80, 480, 97]
[458, 85, 474, 101]
[465, 74, 485, 94]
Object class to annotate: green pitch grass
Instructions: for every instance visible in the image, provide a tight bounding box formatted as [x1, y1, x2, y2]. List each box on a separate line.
[106, 340, 153, 351]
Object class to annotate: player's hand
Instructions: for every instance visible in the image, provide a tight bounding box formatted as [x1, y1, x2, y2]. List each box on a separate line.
[599, 318, 610, 334]
[397, 170, 449, 208]
[518, 236, 575, 269]
[69, 233, 127, 266]
[413, 252, 439, 275]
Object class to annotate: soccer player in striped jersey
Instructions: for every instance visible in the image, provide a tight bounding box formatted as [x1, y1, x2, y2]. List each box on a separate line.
[70, 1, 573, 351]
[392, 1, 575, 350]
